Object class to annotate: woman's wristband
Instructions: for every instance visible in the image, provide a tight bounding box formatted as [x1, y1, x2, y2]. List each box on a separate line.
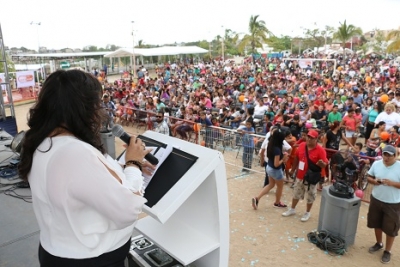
[124, 160, 142, 172]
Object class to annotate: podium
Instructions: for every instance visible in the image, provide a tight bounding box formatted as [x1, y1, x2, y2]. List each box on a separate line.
[133, 131, 230, 267]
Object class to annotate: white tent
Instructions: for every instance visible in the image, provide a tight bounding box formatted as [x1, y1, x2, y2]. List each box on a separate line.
[14, 63, 48, 71]
[104, 46, 208, 58]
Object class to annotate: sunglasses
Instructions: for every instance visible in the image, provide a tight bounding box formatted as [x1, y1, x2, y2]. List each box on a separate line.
[155, 116, 163, 118]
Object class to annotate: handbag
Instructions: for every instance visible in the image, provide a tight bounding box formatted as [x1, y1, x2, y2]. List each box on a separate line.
[303, 146, 322, 190]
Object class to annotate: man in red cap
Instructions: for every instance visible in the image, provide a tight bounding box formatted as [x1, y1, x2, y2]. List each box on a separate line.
[282, 129, 328, 222]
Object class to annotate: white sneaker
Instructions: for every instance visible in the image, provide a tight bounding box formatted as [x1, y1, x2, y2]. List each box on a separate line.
[301, 212, 311, 222]
[282, 208, 296, 217]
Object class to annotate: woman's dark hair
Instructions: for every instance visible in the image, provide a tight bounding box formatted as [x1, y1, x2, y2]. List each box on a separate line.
[19, 70, 105, 181]
[283, 114, 290, 122]
[330, 120, 340, 131]
[376, 101, 384, 113]
[247, 106, 254, 116]
[311, 113, 318, 120]
[376, 121, 386, 128]
[267, 128, 285, 159]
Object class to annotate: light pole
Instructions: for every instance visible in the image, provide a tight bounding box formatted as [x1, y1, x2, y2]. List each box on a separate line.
[131, 21, 136, 79]
[208, 31, 212, 60]
[221, 26, 225, 62]
[30, 22, 45, 78]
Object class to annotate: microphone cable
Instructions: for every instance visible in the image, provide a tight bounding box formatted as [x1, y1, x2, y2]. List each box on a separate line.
[307, 230, 346, 255]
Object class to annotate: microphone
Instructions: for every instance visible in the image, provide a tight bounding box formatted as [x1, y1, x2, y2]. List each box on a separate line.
[111, 125, 159, 165]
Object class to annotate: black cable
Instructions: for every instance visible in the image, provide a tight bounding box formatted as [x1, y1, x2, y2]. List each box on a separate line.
[0, 151, 18, 165]
[2, 185, 32, 203]
[307, 230, 346, 255]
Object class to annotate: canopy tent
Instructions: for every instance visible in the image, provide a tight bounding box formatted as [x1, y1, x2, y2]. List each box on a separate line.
[13, 51, 110, 60]
[104, 46, 208, 58]
[14, 63, 48, 71]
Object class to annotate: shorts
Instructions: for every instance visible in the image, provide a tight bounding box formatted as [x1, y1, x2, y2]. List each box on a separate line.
[367, 195, 400, 237]
[266, 165, 284, 180]
[293, 178, 317, 204]
[345, 130, 355, 138]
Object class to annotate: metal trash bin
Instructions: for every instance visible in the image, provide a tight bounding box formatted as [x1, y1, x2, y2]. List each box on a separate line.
[100, 132, 116, 159]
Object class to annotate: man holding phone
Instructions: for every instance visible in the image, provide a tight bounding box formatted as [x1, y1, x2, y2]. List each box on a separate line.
[366, 145, 400, 264]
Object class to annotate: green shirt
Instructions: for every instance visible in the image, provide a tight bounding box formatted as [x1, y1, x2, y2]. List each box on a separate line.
[328, 112, 342, 123]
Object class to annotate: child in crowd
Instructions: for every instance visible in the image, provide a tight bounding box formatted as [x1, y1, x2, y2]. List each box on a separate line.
[284, 131, 297, 182]
[351, 142, 370, 168]
[237, 118, 255, 172]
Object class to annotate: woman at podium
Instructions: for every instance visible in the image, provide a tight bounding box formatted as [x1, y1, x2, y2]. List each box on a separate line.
[18, 70, 150, 267]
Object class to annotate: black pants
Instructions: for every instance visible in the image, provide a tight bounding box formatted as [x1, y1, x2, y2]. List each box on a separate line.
[365, 122, 375, 141]
[38, 238, 130, 267]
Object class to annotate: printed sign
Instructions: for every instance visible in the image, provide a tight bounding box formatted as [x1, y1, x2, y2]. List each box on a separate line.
[298, 59, 313, 69]
[0, 73, 6, 90]
[16, 71, 35, 88]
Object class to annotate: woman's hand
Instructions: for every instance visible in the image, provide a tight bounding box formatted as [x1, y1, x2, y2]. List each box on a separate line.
[142, 161, 157, 176]
[125, 136, 152, 163]
[282, 153, 289, 163]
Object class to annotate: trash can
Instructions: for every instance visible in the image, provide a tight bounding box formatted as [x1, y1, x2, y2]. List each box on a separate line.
[100, 132, 116, 159]
[318, 186, 361, 247]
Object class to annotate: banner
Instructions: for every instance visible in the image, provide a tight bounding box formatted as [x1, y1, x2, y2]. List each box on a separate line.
[298, 59, 313, 69]
[16, 71, 35, 88]
[0, 73, 5, 90]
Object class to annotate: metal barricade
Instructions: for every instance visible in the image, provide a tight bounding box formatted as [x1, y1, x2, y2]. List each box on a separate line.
[200, 125, 266, 174]
[121, 108, 199, 144]
[117, 109, 378, 199]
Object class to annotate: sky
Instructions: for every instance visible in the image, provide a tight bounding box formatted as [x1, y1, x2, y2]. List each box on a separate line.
[1, 0, 400, 51]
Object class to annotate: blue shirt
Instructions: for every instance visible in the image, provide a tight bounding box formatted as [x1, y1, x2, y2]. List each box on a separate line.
[368, 109, 379, 123]
[353, 95, 363, 105]
[267, 146, 283, 169]
[368, 160, 400, 203]
[239, 126, 255, 148]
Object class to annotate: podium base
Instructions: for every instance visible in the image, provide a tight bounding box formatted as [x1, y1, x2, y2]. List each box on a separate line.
[127, 235, 184, 267]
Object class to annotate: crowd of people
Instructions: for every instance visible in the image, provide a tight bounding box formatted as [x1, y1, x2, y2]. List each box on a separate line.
[96, 53, 400, 264]
[100, 53, 400, 170]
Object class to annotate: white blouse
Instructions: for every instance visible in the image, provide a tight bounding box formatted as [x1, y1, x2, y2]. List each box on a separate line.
[29, 136, 146, 259]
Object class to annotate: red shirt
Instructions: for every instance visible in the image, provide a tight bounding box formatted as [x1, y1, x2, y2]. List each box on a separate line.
[295, 143, 328, 180]
[314, 99, 324, 108]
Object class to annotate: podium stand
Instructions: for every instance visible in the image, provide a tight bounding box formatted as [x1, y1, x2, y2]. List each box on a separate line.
[133, 131, 229, 267]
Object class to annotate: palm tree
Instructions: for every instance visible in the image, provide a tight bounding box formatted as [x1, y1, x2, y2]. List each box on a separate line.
[386, 30, 400, 53]
[238, 15, 272, 55]
[137, 40, 144, 48]
[333, 20, 362, 56]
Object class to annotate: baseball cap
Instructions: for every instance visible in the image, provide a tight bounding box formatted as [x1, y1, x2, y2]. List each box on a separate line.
[382, 145, 396, 155]
[262, 94, 269, 98]
[307, 130, 319, 139]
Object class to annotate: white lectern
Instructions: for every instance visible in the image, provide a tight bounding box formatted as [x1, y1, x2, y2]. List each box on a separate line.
[134, 131, 230, 267]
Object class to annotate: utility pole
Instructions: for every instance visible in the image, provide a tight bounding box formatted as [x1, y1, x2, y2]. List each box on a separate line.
[131, 21, 136, 79]
[30, 22, 45, 78]
[221, 25, 225, 62]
